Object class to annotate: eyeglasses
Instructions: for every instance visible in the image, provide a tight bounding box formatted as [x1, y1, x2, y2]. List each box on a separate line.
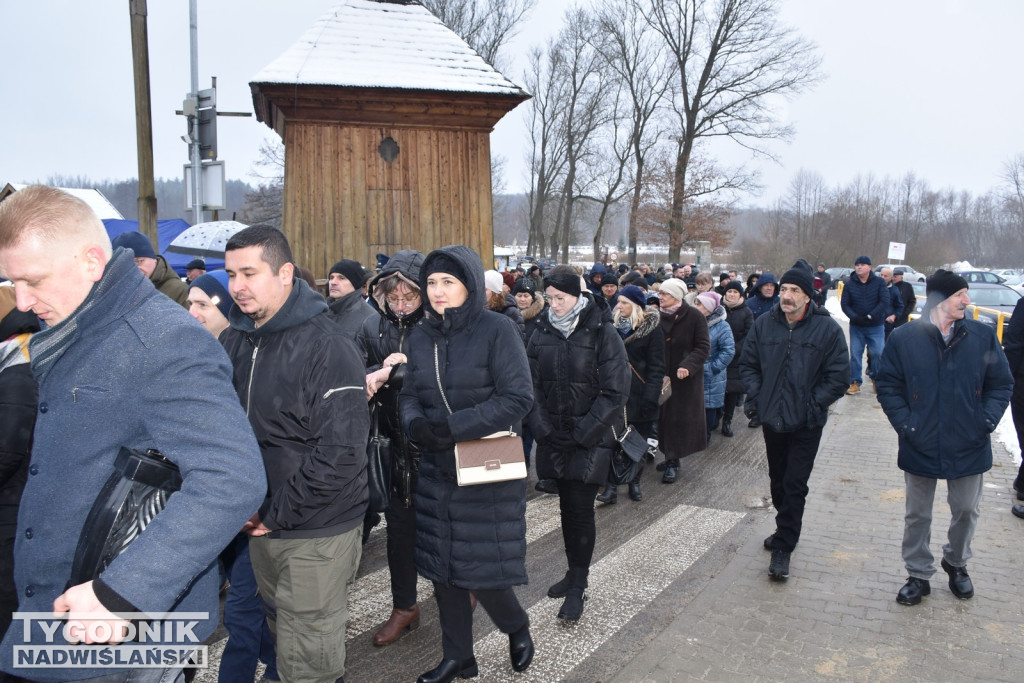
[386, 293, 421, 307]
[543, 294, 573, 305]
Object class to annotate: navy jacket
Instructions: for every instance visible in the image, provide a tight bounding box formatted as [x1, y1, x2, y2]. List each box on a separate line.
[841, 270, 889, 326]
[1, 249, 265, 680]
[747, 272, 780, 319]
[399, 246, 533, 590]
[876, 315, 1013, 479]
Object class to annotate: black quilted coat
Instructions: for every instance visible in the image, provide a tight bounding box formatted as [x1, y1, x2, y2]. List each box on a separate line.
[399, 246, 534, 589]
[527, 292, 630, 484]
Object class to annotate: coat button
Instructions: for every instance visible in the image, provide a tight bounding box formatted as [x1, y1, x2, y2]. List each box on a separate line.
[39, 403, 48, 413]
[24, 528, 33, 539]
[25, 585, 35, 598]
[29, 465, 39, 475]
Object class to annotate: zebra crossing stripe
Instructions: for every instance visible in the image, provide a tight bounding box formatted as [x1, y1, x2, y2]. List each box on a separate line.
[473, 504, 744, 681]
[346, 494, 564, 638]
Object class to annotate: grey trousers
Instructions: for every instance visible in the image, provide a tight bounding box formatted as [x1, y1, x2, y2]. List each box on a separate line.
[902, 472, 983, 579]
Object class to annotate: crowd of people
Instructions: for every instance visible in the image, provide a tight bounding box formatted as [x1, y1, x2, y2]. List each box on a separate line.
[0, 185, 1020, 682]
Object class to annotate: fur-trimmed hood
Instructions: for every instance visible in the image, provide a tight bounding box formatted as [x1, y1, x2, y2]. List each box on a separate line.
[622, 308, 660, 344]
[519, 291, 546, 321]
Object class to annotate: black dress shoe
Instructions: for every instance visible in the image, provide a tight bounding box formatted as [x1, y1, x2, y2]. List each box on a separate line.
[1013, 504, 1024, 519]
[721, 420, 733, 437]
[628, 482, 643, 501]
[896, 577, 930, 605]
[417, 657, 478, 683]
[662, 463, 678, 484]
[508, 624, 534, 673]
[941, 559, 974, 599]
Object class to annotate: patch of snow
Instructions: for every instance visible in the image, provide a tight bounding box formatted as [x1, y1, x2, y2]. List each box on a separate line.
[996, 407, 1022, 469]
[825, 294, 847, 321]
[251, 0, 524, 96]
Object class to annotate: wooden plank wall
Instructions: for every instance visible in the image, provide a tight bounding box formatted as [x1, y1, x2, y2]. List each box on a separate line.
[281, 123, 495, 279]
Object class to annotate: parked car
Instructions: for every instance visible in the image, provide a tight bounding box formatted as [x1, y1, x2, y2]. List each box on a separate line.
[956, 270, 1006, 285]
[992, 269, 1020, 279]
[909, 281, 1018, 336]
[873, 264, 927, 282]
[825, 267, 852, 289]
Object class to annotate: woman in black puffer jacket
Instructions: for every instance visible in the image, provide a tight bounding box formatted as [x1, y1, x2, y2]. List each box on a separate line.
[720, 281, 754, 435]
[400, 246, 535, 683]
[596, 285, 664, 504]
[527, 265, 630, 623]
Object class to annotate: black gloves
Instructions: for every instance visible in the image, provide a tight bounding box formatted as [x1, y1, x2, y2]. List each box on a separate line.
[408, 418, 454, 451]
[545, 430, 577, 452]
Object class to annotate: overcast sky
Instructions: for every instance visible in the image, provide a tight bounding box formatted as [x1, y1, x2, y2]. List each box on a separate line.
[3, 0, 1022, 209]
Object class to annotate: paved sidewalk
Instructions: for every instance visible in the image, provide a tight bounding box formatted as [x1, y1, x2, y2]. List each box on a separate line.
[614, 388, 1024, 682]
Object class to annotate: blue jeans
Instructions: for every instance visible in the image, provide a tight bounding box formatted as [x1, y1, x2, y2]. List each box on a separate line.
[219, 534, 278, 683]
[849, 324, 885, 384]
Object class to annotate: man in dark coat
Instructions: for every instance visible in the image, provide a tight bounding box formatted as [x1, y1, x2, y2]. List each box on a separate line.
[746, 272, 779, 319]
[892, 268, 917, 328]
[222, 226, 369, 682]
[739, 261, 849, 581]
[0, 186, 265, 681]
[877, 270, 1012, 606]
[327, 257, 376, 337]
[840, 255, 889, 394]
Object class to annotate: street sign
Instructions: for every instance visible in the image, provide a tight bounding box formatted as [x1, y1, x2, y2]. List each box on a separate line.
[184, 161, 226, 210]
[888, 241, 906, 261]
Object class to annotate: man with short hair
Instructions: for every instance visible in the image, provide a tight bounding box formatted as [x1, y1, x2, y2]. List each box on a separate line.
[327, 258, 376, 337]
[879, 267, 904, 340]
[891, 268, 916, 328]
[110, 230, 189, 306]
[185, 258, 207, 283]
[0, 185, 265, 680]
[221, 225, 369, 683]
[877, 270, 1012, 605]
[600, 273, 619, 308]
[739, 260, 849, 582]
[840, 255, 889, 394]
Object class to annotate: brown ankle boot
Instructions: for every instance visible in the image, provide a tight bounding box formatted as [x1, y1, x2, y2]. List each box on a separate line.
[373, 604, 420, 646]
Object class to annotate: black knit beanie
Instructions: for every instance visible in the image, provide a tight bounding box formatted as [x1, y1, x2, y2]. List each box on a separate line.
[329, 259, 366, 289]
[425, 253, 471, 291]
[512, 277, 535, 295]
[926, 269, 968, 300]
[779, 259, 815, 298]
[544, 266, 582, 297]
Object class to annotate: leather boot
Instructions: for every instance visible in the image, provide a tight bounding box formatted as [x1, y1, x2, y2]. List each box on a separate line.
[596, 484, 617, 504]
[557, 567, 589, 622]
[628, 468, 642, 501]
[508, 622, 534, 672]
[373, 604, 421, 646]
[417, 657, 478, 683]
[721, 420, 733, 437]
[548, 570, 572, 598]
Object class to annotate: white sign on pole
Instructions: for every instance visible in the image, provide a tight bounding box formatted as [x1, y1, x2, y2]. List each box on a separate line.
[184, 161, 227, 210]
[887, 241, 906, 261]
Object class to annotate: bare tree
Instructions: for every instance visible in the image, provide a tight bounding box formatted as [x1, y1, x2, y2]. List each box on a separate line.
[240, 138, 285, 230]
[637, 0, 822, 262]
[595, 0, 672, 262]
[421, 0, 537, 71]
[523, 45, 569, 257]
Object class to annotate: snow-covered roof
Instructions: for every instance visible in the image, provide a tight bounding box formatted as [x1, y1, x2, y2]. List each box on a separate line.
[4, 183, 123, 220]
[251, 0, 524, 97]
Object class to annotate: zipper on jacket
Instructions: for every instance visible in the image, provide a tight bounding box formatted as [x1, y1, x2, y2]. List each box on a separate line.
[245, 337, 261, 417]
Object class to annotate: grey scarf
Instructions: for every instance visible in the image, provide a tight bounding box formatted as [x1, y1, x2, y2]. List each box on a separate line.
[548, 295, 588, 338]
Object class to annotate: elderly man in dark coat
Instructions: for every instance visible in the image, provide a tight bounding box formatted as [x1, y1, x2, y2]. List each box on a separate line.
[877, 270, 1012, 606]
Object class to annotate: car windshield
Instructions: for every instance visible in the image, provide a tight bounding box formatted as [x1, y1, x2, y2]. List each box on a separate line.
[969, 288, 1021, 307]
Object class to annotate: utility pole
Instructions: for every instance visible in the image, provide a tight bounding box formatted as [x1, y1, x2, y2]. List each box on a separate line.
[129, 0, 158, 243]
[188, 0, 203, 224]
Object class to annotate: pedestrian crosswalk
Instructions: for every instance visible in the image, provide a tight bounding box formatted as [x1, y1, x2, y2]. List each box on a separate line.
[199, 497, 743, 681]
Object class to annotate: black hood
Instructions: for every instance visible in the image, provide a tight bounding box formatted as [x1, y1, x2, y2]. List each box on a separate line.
[367, 249, 425, 319]
[228, 277, 328, 337]
[419, 245, 486, 334]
